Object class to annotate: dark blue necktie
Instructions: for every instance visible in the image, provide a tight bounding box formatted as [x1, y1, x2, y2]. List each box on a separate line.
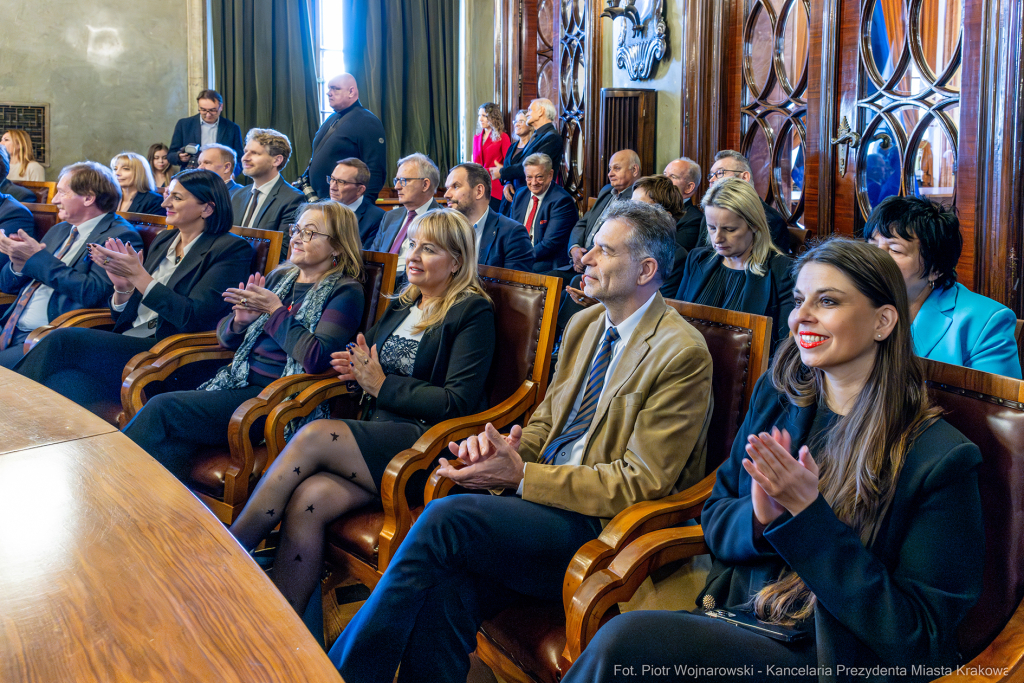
[540, 326, 620, 464]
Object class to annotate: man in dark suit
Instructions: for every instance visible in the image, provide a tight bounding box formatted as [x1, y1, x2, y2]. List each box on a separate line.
[330, 200, 714, 683]
[368, 153, 441, 278]
[511, 152, 578, 273]
[329, 158, 385, 248]
[0, 178, 35, 204]
[697, 150, 791, 254]
[566, 149, 641, 275]
[445, 162, 534, 272]
[664, 157, 704, 250]
[169, 89, 244, 176]
[231, 128, 305, 260]
[494, 98, 564, 190]
[197, 144, 244, 199]
[0, 161, 141, 367]
[306, 73, 387, 202]
[0, 145, 34, 240]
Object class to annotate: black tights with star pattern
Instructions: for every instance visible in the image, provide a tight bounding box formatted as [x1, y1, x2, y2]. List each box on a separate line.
[229, 419, 378, 613]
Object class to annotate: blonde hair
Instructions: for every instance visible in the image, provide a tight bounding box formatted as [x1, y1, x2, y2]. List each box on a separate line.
[279, 200, 363, 283]
[701, 177, 781, 276]
[396, 209, 491, 333]
[4, 129, 38, 176]
[110, 152, 156, 193]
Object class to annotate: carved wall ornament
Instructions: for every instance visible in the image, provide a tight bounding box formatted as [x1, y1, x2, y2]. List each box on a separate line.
[601, 0, 667, 81]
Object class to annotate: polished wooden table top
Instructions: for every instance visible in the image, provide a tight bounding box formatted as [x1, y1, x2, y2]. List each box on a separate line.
[0, 370, 343, 682]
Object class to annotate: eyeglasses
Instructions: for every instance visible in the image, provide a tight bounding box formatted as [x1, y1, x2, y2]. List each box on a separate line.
[707, 168, 745, 183]
[288, 225, 329, 242]
[198, 106, 220, 115]
[393, 177, 426, 188]
[327, 175, 364, 187]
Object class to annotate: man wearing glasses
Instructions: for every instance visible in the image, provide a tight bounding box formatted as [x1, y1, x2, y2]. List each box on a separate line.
[367, 153, 441, 278]
[697, 150, 791, 254]
[328, 158, 385, 248]
[169, 90, 244, 176]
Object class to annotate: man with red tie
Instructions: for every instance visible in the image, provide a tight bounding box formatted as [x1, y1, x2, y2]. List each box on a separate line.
[510, 153, 579, 274]
[367, 153, 441, 281]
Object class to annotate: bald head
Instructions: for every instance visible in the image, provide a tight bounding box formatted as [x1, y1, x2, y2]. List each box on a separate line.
[327, 73, 359, 112]
[608, 149, 641, 192]
[663, 157, 701, 200]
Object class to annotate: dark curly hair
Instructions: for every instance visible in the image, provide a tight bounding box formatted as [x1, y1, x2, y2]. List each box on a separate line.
[863, 195, 961, 291]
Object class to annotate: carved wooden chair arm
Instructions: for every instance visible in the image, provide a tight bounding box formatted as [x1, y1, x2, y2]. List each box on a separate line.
[120, 344, 234, 424]
[562, 470, 717, 610]
[936, 600, 1024, 681]
[263, 376, 353, 460]
[121, 330, 220, 380]
[24, 308, 116, 353]
[0, 292, 14, 306]
[564, 525, 709, 662]
[220, 371, 336, 509]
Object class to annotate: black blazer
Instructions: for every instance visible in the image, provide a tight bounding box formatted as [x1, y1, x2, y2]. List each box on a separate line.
[511, 183, 579, 271]
[674, 248, 795, 350]
[230, 176, 305, 260]
[697, 198, 791, 254]
[308, 101, 388, 202]
[363, 293, 496, 428]
[0, 214, 142, 325]
[478, 210, 534, 272]
[126, 191, 166, 217]
[567, 184, 633, 255]
[169, 114, 244, 176]
[701, 375, 984, 682]
[353, 198, 386, 249]
[498, 122, 564, 185]
[497, 139, 532, 216]
[675, 198, 704, 251]
[111, 229, 253, 340]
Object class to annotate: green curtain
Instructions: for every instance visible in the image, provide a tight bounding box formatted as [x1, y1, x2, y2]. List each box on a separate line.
[341, 0, 459, 181]
[211, 0, 321, 180]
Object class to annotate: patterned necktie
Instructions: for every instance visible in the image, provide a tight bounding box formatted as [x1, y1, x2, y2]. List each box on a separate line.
[539, 326, 620, 464]
[389, 210, 417, 254]
[524, 196, 539, 237]
[0, 226, 80, 350]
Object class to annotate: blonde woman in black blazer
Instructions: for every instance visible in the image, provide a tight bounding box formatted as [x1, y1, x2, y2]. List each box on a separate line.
[230, 208, 496, 614]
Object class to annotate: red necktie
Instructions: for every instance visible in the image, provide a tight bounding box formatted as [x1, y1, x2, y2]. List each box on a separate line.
[0, 226, 80, 350]
[524, 196, 539, 237]
[389, 210, 417, 254]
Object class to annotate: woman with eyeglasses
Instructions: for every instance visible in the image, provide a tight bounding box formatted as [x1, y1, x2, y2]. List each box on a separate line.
[228, 209, 495, 615]
[497, 109, 535, 216]
[122, 201, 366, 480]
[14, 169, 253, 417]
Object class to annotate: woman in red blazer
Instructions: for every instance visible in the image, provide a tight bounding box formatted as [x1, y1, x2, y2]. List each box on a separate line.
[472, 103, 511, 212]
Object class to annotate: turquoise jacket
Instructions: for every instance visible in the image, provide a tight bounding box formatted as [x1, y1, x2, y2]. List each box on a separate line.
[912, 282, 1021, 378]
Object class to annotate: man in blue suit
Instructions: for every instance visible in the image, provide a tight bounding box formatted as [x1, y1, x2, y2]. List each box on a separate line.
[446, 163, 534, 272]
[231, 128, 305, 261]
[0, 146, 34, 239]
[511, 153, 578, 273]
[329, 158, 385, 249]
[0, 161, 141, 367]
[169, 89, 244, 176]
[367, 153, 442, 279]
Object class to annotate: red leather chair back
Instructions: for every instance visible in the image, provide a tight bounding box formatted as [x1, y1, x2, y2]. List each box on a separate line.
[922, 359, 1024, 659]
[25, 202, 60, 240]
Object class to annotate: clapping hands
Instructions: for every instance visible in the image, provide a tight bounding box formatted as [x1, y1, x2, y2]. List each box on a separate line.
[743, 427, 820, 524]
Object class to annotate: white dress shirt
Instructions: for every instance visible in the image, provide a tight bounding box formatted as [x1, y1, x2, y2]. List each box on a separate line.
[472, 207, 491, 248]
[200, 119, 218, 147]
[241, 174, 282, 228]
[343, 196, 364, 213]
[16, 214, 105, 331]
[525, 186, 550, 242]
[113, 232, 201, 336]
[517, 291, 657, 494]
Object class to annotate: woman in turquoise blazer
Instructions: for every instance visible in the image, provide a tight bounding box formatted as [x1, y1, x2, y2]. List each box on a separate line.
[867, 195, 1021, 378]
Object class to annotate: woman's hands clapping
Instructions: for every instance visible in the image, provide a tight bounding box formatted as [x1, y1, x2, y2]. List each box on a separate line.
[90, 238, 151, 303]
[330, 333, 386, 397]
[743, 427, 820, 525]
[223, 273, 284, 330]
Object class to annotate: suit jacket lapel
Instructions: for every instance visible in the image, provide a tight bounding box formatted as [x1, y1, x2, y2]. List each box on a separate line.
[368, 301, 408, 349]
[479, 212, 498, 264]
[911, 285, 955, 358]
[737, 267, 769, 316]
[166, 231, 215, 291]
[253, 181, 278, 228]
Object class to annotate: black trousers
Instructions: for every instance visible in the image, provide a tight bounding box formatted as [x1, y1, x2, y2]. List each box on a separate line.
[329, 493, 604, 683]
[562, 610, 818, 683]
[0, 327, 30, 369]
[122, 384, 266, 480]
[14, 327, 155, 415]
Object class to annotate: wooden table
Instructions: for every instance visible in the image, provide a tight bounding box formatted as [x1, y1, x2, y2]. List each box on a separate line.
[0, 369, 343, 682]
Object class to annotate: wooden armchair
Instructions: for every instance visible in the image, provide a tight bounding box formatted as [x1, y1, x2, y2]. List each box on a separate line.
[568, 359, 1024, 682]
[116, 251, 397, 522]
[16, 181, 56, 203]
[259, 266, 561, 592]
[428, 301, 772, 683]
[24, 202, 60, 239]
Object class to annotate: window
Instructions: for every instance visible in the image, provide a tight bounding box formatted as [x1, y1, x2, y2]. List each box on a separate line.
[316, 0, 345, 123]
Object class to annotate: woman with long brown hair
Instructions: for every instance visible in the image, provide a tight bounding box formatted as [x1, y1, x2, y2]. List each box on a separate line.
[1, 129, 44, 182]
[472, 102, 512, 212]
[562, 238, 984, 682]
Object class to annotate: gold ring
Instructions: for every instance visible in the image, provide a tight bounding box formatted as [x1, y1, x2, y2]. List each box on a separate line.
[240, 298, 248, 306]
[103, 257, 111, 265]
[362, 359, 369, 365]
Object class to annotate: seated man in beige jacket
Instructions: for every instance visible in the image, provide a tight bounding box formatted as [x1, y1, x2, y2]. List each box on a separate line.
[331, 200, 714, 683]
